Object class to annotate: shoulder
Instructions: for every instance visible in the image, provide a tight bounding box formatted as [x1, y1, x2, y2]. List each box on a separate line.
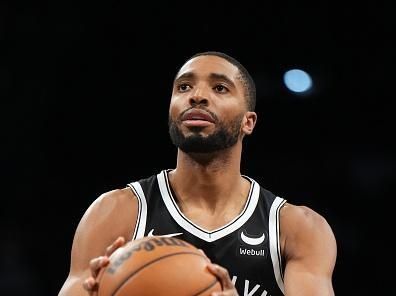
[279, 203, 337, 260]
[76, 187, 139, 246]
[87, 187, 137, 215]
[69, 187, 139, 272]
[280, 203, 330, 232]
[80, 187, 138, 235]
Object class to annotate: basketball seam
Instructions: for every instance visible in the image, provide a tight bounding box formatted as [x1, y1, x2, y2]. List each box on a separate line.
[111, 251, 207, 296]
[192, 278, 220, 296]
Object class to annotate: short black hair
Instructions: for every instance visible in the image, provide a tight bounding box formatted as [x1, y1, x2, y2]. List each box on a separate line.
[183, 51, 256, 111]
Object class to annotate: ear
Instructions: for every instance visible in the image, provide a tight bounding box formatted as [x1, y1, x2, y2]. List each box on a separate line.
[242, 111, 257, 135]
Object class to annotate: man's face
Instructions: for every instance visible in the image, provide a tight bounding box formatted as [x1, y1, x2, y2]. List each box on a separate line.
[168, 55, 248, 153]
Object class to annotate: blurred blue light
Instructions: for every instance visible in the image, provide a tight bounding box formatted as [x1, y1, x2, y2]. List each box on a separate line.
[283, 69, 312, 93]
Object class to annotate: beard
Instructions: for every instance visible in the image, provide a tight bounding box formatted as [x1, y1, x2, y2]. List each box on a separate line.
[168, 112, 244, 153]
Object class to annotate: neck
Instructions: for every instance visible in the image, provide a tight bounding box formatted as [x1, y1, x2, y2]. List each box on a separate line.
[169, 142, 249, 212]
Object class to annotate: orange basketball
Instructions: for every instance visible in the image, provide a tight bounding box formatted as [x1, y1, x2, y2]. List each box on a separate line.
[97, 236, 222, 296]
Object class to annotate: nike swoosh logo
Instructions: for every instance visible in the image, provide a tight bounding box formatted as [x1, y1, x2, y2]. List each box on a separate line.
[147, 229, 183, 238]
[240, 230, 265, 246]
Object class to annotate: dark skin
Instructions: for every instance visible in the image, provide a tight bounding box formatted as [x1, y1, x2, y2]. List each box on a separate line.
[59, 55, 337, 296]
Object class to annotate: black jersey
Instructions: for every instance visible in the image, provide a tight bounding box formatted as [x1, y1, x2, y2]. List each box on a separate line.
[127, 170, 286, 296]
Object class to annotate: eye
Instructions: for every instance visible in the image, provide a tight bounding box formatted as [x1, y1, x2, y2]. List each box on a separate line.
[177, 83, 191, 92]
[214, 84, 229, 93]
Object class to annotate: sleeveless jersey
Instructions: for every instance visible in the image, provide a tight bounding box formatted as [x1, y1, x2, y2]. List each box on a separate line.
[127, 170, 286, 296]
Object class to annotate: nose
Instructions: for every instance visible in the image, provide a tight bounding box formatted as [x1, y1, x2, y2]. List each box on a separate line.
[189, 96, 208, 107]
[189, 88, 209, 106]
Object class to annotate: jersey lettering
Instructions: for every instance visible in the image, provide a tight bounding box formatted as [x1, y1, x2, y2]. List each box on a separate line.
[232, 276, 271, 296]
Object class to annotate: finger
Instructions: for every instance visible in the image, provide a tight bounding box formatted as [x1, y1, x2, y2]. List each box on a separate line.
[105, 236, 126, 257]
[207, 264, 234, 290]
[83, 277, 98, 292]
[89, 256, 109, 277]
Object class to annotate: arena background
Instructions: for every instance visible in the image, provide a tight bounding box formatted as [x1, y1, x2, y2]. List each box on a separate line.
[1, 1, 394, 295]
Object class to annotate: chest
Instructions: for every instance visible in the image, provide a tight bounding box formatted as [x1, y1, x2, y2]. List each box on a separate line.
[144, 211, 282, 296]
[177, 207, 243, 232]
[128, 173, 285, 295]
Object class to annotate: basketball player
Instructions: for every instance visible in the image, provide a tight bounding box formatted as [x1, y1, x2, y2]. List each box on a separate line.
[59, 51, 337, 296]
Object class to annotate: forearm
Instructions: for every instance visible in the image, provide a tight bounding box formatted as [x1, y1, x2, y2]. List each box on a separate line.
[58, 274, 88, 296]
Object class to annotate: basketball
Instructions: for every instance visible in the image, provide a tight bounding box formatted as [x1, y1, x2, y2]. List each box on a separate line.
[97, 236, 222, 296]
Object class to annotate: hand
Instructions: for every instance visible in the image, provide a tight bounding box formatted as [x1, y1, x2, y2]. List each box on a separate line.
[207, 263, 239, 296]
[82, 236, 126, 295]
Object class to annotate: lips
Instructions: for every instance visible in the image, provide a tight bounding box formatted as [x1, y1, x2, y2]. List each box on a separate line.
[181, 109, 215, 123]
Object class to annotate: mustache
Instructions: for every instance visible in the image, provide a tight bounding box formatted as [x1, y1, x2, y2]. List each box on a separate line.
[178, 106, 219, 123]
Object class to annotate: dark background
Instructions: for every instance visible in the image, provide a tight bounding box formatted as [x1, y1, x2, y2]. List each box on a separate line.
[1, 1, 394, 295]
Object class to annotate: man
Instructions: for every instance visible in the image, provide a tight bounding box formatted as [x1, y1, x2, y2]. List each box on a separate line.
[59, 51, 337, 296]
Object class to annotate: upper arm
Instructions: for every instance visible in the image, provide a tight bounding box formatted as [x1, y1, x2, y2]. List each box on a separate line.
[58, 188, 139, 296]
[281, 204, 337, 296]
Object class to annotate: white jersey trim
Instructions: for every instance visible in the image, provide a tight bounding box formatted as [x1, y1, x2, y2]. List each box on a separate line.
[157, 170, 260, 242]
[269, 196, 286, 294]
[127, 182, 147, 240]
